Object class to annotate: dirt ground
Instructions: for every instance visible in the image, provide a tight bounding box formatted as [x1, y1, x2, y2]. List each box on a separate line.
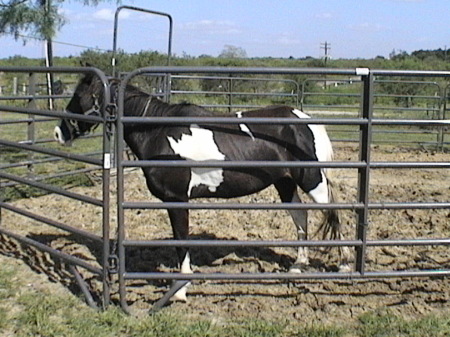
[1, 143, 449, 324]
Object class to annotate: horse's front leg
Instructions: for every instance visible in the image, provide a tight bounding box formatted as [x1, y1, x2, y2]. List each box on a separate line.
[275, 179, 309, 272]
[287, 192, 309, 273]
[167, 208, 192, 302]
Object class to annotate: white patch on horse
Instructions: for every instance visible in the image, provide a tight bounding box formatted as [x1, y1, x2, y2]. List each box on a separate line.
[291, 109, 333, 163]
[236, 111, 255, 140]
[167, 125, 225, 197]
[292, 109, 333, 203]
[307, 177, 329, 203]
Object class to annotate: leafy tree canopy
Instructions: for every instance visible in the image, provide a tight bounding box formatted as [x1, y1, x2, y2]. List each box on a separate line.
[0, 0, 117, 41]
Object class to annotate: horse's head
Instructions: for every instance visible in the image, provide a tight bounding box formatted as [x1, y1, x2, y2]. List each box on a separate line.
[54, 72, 105, 145]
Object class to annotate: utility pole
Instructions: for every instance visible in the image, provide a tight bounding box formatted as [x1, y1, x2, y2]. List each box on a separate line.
[320, 41, 331, 65]
[320, 42, 331, 89]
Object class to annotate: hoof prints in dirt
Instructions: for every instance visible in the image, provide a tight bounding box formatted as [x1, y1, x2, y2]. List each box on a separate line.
[1, 145, 449, 323]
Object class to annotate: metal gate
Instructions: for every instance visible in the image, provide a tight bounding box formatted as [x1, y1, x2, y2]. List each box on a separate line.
[0, 66, 113, 308]
[115, 67, 450, 312]
[1, 66, 449, 312]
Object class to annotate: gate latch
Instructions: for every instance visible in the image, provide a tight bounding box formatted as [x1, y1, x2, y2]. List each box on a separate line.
[108, 255, 119, 274]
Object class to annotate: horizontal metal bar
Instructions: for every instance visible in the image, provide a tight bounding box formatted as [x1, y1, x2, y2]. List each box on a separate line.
[0, 94, 72, 101]
[0, 104, 104, 123]
[171, 74, 299, 84]
[372, 69, 450, 77]
[120, 116, 367, 125]
[0, 171, 103, 207]
[119, 160, 450, 170]
[172, 90, 297, 98]
[124, 239, 360, 248]
[121, 160, 366, 169]
[0, 227, 103, 276]
[128, 66, 365, 77]
[125, 271, 357, 281]
[0, 139, 103, 166]
[122, 201, 450, 210]
[121, 201, 357, 211]
[370, 162, 450, 169]
[122, 238, 450, 248]
[0, 202, 102, 243]
[119, 116, 450, 127]
[123, 269, 450, 281]
[0, 117, 55, 125]
[373, 119, 450, 126]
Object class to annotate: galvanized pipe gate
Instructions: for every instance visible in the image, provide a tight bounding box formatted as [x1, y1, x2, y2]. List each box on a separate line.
[1, 66, 449, 312]
[0, 66, 114, 308]
[116, 67, 450, 312]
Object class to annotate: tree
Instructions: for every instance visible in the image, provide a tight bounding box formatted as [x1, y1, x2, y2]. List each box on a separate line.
[218, 45, 247, 59]
[0, 0, 117, 107]
[0, 0, 116, 41]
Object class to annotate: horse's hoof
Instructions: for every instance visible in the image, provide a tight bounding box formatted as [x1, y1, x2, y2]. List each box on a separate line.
[289, 263, 308, 274]
[169, 282, 190, 303]
[338, 264, 352, 273]
[170, 292, 188, 303]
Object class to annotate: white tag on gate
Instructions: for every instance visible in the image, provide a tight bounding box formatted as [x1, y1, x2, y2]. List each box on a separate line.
[104, 153, 111, 169]
[356, 68, 370, 76]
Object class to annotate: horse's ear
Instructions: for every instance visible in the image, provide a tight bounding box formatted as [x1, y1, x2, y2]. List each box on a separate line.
[80, 71, 95, 85]
[79, 61, 94, 68]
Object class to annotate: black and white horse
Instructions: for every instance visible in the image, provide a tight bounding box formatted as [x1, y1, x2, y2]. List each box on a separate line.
[55, 73, 350, 301]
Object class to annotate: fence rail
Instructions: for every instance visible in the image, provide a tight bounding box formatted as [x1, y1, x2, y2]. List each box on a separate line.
[0, 66, 113, 309]
[116, 66, 450, 312]
[1, 66, 449, 312]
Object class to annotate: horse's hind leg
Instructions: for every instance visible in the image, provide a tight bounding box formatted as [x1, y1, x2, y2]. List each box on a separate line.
[167, 208, 192, 302]
[275, 179, 309, 272]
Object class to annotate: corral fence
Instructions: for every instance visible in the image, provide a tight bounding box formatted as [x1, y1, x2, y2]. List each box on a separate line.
[124, 70, 449, 149]
[115, 67, 450, 312]
[1, 66, 450, 312]
[0, 66, 114, 308]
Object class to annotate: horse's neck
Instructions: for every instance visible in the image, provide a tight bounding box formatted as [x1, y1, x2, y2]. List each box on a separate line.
[122, 94, 168, 159]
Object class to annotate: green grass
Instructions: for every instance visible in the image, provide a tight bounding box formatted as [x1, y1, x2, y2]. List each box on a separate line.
[1, 262, 449, 337]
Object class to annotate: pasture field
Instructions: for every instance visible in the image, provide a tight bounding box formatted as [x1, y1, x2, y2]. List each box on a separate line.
[1, 143, 449, 336]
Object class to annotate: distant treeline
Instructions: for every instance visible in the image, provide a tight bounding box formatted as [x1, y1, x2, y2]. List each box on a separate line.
[0, 48, 449, 75]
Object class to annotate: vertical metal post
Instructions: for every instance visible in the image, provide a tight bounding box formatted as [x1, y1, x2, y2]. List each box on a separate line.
[116, 78, 131, 314]
[355, 70, 373, 274]
[437, 86, 445, 151]
[112, 6, 173, 77]
[101, 77, 112, 309]
[27, 73, 37, 177]
[228, 76, 233, 113]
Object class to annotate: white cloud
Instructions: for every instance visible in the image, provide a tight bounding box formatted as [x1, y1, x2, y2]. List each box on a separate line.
[93, 9, 115, 21]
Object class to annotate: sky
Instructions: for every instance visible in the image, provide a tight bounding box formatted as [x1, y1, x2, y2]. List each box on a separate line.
[0, 0, 448, 60]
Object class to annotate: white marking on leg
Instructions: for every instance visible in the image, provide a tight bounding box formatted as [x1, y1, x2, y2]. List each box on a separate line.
[236, 111, 255, 140]
[171, 252, 192, 302]
[180, 252, 192, 274]
[167, 125, 225, 196]
[288, 192, 309, 272]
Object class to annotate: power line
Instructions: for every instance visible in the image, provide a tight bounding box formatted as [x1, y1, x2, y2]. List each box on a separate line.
[16, 34, 110, 53]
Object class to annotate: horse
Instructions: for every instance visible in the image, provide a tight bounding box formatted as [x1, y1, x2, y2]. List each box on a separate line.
[54, 72, 351, 302]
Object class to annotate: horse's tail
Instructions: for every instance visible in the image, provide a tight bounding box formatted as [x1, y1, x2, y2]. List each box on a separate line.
[308, 123, 342, 241]
[316, 172, 342, 241]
